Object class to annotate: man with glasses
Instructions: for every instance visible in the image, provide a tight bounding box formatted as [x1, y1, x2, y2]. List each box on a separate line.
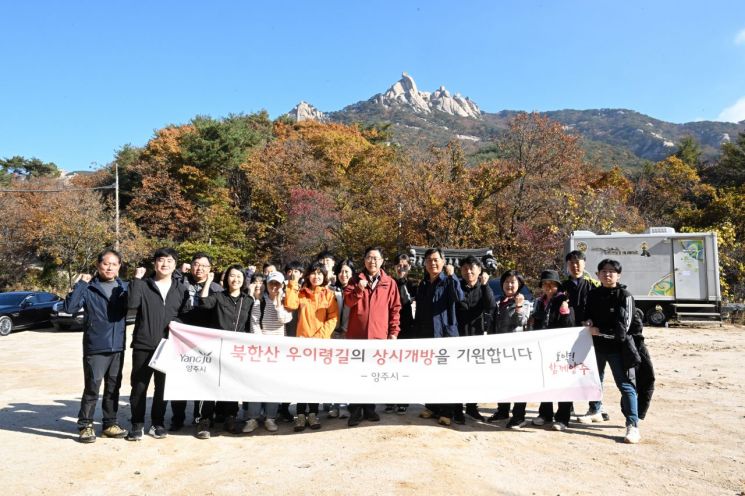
[344, 247, 401, 427]
[170, 253, 223, 432]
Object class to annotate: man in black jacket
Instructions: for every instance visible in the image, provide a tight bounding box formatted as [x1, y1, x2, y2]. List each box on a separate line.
[586, 259, 641, 444]
[454, 255, 495, 423]
[64, 248, 129, 443]
[125, 247, 190, 441]
[169, 252, 223, 432]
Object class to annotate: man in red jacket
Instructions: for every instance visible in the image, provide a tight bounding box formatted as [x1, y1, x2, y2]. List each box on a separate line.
[344, 246, 401, 426]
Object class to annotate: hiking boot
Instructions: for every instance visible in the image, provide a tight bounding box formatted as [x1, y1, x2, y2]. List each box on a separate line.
[264, 418, 278, 433]
[125, 424, 144, 441]
[308, 413, 321, 430]
[465, 405, 485, 421]
[438, 416, 452, 427]
[624, 425, 641, 444]
[195, 420, 211, 439]
[148, 425, 167, 439]
[294, 414, 306, 432]
[79, 425, 96, 444]
[347, 408, 363, 427]
[506, 417, 527, 429]
[242, 418, 259, 434]
[102, 424, 127, 438]
[419, 409, 434, 419]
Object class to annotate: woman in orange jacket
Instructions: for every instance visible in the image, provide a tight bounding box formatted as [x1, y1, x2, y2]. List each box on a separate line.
[283, 261, 338, 431]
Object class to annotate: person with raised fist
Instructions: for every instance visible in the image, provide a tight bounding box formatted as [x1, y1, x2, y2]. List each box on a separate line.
[195, 264, 254, 438]
[63, 248, 129, 444]
[169, 253, 223, 432]
[413, 247, 464, 427]
[125, 247, 190, 441]
[344, 247, 401, 427]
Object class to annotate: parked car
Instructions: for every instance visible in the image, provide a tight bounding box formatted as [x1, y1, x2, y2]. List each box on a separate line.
[50, 300, 84, 331]
[50, 300, 137, 331]
[0, 291, 62, 336]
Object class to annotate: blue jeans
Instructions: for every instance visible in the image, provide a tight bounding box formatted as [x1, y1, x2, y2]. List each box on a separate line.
[591, 351, 638, 427]
[247, 402, 279, 420]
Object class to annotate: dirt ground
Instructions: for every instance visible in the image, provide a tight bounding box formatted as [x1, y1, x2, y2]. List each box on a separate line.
[1, 324, 743, 496]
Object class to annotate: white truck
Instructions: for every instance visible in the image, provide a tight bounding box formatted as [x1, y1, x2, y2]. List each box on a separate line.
[566, 227, 721, 325]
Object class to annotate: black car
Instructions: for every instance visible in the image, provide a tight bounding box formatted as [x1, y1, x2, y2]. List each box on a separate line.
[50, 300, 137, 331]
[0, 291, 62, 336]
[50, 300, 85, 331]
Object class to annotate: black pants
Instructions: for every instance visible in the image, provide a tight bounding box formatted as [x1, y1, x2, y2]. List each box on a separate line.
[349, 403, 376, 417]
[296, 403, 319, 415]
[129, 349, 166, 427]
[196, 401, 239, 422]
[170, 400, 200, 425]
[425, 403, 458, 418]
[497, 402, 526, 420]
[538, 401, 572, 424]
[78, 352, 124, 429]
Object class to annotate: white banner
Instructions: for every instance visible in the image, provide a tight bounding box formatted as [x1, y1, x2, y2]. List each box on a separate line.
[151, 322, 602, 403]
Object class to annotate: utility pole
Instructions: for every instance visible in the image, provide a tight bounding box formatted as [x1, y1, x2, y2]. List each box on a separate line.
[115, 161, 120, 251]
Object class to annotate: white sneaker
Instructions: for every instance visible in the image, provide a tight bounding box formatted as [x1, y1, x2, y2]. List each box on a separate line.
[624, 425, 641, 444]
[531, 416, 547, 426]
[551, 421, 568, 431]
[264, 418, 278, 432]
[242, 418, 259, 433]
[576, 410, 603, 424]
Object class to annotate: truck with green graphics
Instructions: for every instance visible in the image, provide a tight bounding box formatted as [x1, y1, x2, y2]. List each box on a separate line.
[567, 228, 721, 326]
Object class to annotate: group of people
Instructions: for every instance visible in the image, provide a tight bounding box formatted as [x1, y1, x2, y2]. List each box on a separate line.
[66, 245, 650, 446]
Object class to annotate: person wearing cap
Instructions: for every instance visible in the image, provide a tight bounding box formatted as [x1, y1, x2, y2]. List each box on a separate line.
[242, 271, 294, 434]
[529, 269, 575, 431]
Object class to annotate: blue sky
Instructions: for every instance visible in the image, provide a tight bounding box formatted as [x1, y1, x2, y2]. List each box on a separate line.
[1, 0, 744, 171]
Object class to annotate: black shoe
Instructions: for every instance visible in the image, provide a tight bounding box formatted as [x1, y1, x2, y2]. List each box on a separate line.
[224, 416, 239, 434]
[465, 405, 485, 422]
[383, 405, 395, 414]
[364, 410, 381, 422]
[148, 425, 167, 439]
[126, 425, 144, 441]
[347, 408, 364, 427]
[168, 421, 184, 432]
[487, 412, 510, 423]
[278, 409, 294, 423]
[453, 411, 466, 425]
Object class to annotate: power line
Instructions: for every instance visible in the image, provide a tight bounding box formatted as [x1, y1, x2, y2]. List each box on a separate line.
[0, 184, 115, 193]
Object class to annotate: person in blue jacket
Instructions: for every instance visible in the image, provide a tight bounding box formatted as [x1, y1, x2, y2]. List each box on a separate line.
[63, 248, 129, 443]
[414, 247, 464, 426]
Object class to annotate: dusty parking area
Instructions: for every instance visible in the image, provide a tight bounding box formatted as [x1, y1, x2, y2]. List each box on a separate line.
[1, 324, 743, 496]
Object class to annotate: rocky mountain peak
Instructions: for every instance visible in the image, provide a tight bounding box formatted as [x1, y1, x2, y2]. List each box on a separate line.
[370, 72, 481, 119]
[286, 101, 326, 122]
